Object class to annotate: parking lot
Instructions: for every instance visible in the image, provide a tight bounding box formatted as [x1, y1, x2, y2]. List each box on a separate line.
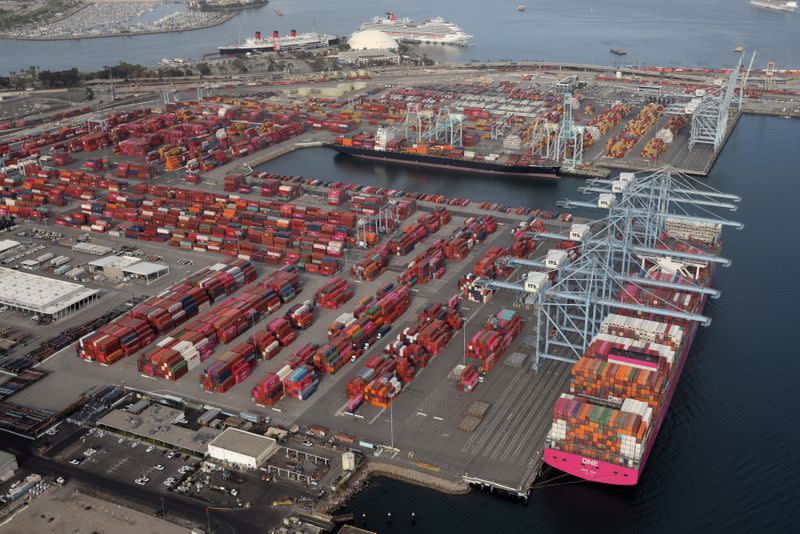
[56, 427, 200, 495]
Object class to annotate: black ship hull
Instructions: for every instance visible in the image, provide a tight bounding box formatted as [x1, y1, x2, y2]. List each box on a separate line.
[328, 144, 560, 179]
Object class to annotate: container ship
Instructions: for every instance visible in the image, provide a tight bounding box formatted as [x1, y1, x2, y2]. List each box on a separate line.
[358, 12, 472, 46]
[329, 130, 560, 179]
[219, 30, 339, 55]
[543, 218, 722, 485]
[750, 0, 797, 12]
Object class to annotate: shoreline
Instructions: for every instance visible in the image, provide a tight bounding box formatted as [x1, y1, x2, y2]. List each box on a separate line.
[0, 11, 235, 42]
[318, 459, 471, 515]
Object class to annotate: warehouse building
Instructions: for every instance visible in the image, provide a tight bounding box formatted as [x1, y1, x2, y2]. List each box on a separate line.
[0, 239, 20, 255]
[207, 428, 277, 468]
[97, 404, 221, 456]
[338, 49, 400, 67]
[0, 267, 100, 318]
[122, 261, 169, 284]
[87, 255, 169, 283]
[87, 255, 140, 278]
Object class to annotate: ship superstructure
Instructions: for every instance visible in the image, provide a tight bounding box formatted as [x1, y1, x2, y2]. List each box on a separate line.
[750, 0, 797, 12]
[219, 29, 338, 55]
[358, 12, 472, 46]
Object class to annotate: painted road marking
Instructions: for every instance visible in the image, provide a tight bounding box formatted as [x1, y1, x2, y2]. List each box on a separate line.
[367, 407, 386, 425]
[415, 462, 441, 472]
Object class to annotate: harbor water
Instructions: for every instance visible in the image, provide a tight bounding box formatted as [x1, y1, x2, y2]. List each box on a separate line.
[2, 0, 800, 73]
[258, 114, 800, 532]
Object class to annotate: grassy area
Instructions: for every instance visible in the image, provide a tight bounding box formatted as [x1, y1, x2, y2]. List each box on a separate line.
[0, 0, 82, 29]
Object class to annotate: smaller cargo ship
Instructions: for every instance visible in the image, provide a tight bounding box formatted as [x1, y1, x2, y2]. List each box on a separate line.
[750, 0, 797, 12]
[219, 30, 338, 55]
[329, 130, 560, 179]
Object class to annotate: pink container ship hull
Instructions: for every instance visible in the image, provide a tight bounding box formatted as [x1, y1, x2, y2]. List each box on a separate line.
[543, 297, 704, 486]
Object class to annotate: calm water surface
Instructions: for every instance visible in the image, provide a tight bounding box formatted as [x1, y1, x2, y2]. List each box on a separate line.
[2, 0, 799, 73]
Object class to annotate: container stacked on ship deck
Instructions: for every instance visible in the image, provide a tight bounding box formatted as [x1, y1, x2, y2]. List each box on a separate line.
[546, 268, 702, 472]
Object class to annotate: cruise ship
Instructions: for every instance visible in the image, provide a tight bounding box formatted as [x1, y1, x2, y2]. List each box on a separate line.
[358, 12, 472, 46]
[750, 0, 797, 12]
[219, 30, 338, 55]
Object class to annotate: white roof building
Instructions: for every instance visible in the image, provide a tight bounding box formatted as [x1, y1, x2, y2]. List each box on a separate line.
[123, 261, 170, 283]
[207, 428, 277, 469]
[87, 255, 169, 283]
[0, 267, 100, 318]
[348, 29, 398, 50]
[0, 240, 20, 254]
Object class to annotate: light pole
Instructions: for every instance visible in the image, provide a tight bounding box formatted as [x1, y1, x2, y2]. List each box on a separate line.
[463, 315, 468, 366]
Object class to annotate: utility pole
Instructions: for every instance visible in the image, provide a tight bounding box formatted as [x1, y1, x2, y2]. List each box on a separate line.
[390, 403, 394, 449]
[463, 315, 467, 365]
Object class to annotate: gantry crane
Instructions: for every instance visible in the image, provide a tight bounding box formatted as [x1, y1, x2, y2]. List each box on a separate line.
[480, 167, 742, 370]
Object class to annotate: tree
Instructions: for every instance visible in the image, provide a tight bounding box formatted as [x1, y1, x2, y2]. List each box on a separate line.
[231, 58, 248, 74]
[197, 62, 211, 76]
[37, 68, 80, 88]
[85, 86, 94, 101]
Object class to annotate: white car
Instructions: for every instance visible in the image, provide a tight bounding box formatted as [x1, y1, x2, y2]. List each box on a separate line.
[230, 489, 238, 497]
[163, 478, 176, 487]
[178, 466, 192, 474]
[118, 437, 126, 444]
[96, 431, 105, 438]
[134, 478, 146, 486]
[145, 446, 155, 453]
[69, 459, 81, 465]
[55, 477, 65, 485]
[167, 451, 175, 459]
[131, 441, 140, 448]
[83, 448, 96, 457]
[154, 464, 164, 471]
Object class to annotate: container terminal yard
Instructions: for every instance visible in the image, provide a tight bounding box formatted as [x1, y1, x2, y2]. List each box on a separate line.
[0, 59, 764, 530]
